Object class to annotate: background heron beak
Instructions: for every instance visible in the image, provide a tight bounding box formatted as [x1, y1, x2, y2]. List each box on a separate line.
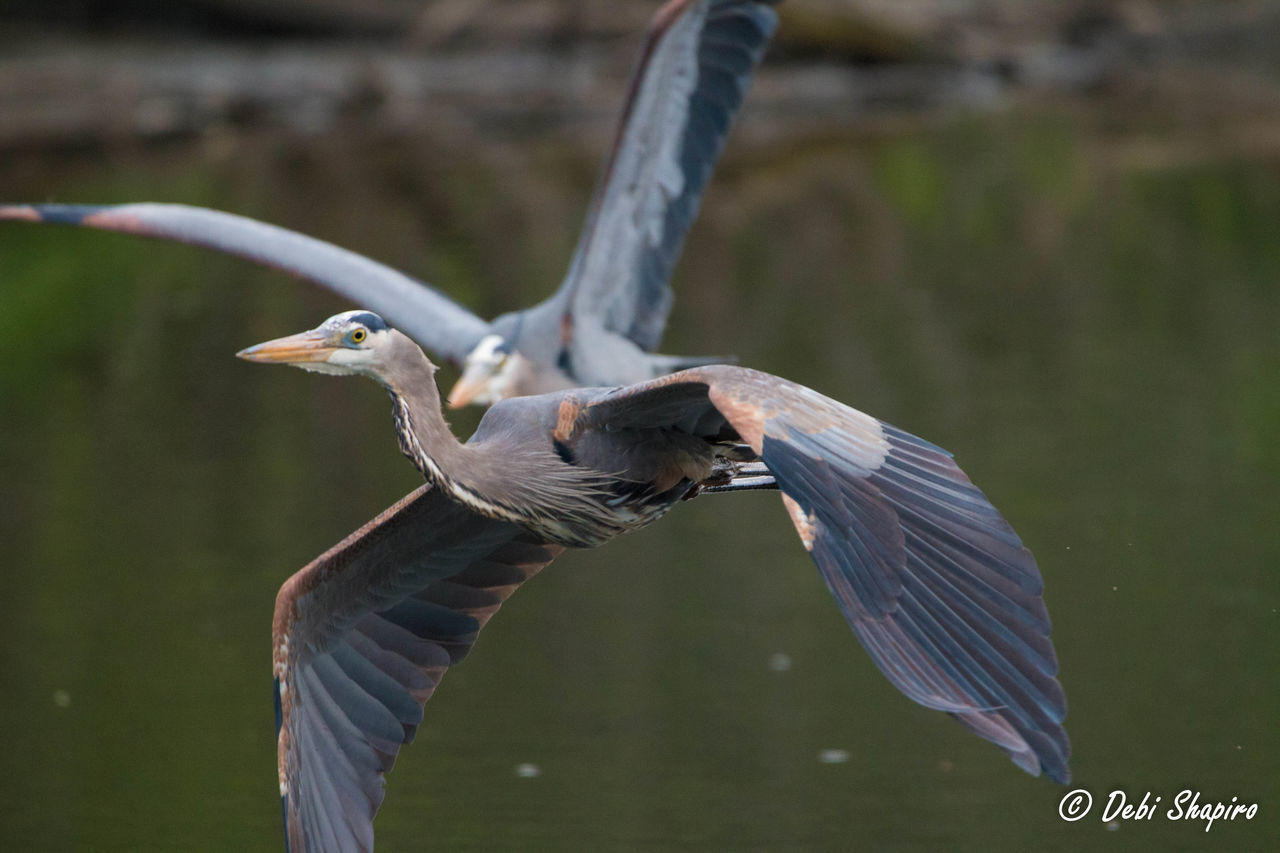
[236, 329, 338, 365]
[446, 370, 489, 408]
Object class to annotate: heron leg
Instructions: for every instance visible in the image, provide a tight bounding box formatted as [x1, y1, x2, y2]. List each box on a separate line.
[687, 460, 777, 498]
[702, 475, 778, 494]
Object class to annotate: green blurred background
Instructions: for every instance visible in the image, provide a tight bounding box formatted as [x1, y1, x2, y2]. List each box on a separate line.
[0, 1, 1277, 851]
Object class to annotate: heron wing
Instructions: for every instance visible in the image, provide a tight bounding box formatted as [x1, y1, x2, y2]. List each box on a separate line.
[272, 484, 563, 852]
[554, 0, 778, 352]
[0, 203, 492, 366]
[571, 365, 1071, 783]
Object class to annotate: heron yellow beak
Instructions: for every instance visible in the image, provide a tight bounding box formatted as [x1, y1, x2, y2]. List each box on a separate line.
[236, 328, 339, 365]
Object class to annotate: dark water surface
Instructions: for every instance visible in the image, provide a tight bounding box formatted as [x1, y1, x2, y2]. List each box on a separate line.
[1, 107, 1277, 851]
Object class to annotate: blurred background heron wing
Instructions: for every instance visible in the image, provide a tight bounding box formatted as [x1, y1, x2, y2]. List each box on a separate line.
[553, 0, 778, 352]
[570, 365, 1071, 783]
[0, 203, 492, 366]
[272, 483, 563, 852]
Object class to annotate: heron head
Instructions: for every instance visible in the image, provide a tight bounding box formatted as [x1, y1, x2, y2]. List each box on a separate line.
[236, 310, 400, 377]
[447, 333, 526, 408]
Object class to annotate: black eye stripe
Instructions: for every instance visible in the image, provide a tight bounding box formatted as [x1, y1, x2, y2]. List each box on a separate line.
[347, 312, 389, 332]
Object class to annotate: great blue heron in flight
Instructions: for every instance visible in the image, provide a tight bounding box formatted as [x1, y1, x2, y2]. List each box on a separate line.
[238, 310, 1070, 853]
[0, 0, 780, 407]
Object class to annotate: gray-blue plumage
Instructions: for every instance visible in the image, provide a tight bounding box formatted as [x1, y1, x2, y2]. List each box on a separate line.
[245, 311, 1070, 852]
[0, 0, 781, 406]
[545, 0, 780, 371]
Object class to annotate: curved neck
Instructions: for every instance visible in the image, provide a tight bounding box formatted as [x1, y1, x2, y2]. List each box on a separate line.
[370, 332, 621, 543]
[374, 335, 468, 484]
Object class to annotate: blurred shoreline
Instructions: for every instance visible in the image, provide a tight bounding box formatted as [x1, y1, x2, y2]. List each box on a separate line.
[4, 1, 1280, 163]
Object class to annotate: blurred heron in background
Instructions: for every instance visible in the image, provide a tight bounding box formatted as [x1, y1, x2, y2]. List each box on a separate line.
[0, 0, 781, 406]
[239, 309, 1070, 853]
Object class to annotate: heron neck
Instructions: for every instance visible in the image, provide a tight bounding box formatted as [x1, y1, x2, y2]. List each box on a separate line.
[384, 367, 540, 525]
[375, 338, 470, 483]
[372, 336, 614, 537]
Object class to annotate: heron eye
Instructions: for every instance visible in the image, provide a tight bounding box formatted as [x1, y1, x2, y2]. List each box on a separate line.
[351, 328, 368, 344]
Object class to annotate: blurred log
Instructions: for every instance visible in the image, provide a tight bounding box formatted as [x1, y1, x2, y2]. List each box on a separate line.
[0, 41, 1035, 151]
[3, 1, 1280, 153]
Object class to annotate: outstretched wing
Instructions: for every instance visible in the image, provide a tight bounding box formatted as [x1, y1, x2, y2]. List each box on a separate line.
[0, 203, 492, 366]
[571, 365, 1071, 783]
[555, 0, 778, 352]
[272, 484, 563, 852]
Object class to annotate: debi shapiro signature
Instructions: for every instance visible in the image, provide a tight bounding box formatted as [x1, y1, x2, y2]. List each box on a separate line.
[1058, 788, 1259, 831]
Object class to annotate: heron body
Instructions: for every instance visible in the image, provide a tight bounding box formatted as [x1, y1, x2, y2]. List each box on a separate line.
[240, 311, 1071, 853]
[0, 0, 781, 407]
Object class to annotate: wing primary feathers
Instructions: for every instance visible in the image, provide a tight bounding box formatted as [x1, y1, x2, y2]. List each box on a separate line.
[547, 364, 1070, 782]
[555, 0, 779, 353]
[274, 485, 564, 852]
